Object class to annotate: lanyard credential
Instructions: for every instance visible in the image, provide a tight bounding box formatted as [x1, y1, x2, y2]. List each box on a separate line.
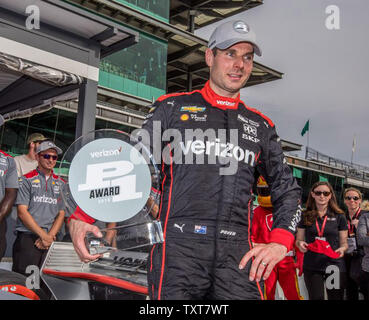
[316, 216, 328, 239]
[348, 208, 361, 235]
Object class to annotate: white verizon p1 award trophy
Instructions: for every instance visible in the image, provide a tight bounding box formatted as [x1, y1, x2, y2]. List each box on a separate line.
[60, 129, 164, 254]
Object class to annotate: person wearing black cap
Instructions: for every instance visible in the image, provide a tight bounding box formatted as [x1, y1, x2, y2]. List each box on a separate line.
[296, 181, 348, 300]
[0, 115, 19, 261]
[12, 140, 65, 276]
[68, 19, 301, 300]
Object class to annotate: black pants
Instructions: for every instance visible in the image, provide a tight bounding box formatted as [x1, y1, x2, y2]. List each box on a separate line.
[0, 219, 6, 261]
[12, 232, 52, 298]
[361, 271, 369, 300]
[304, 270, 346, 300]
[12, 232, 48, 275]
[344, 254, 366, 300]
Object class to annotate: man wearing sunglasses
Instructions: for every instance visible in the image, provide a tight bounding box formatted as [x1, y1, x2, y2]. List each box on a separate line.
[12, 140, 65, 278]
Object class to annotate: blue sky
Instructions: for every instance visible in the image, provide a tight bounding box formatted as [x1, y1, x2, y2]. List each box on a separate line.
[196, 0, 369, 167]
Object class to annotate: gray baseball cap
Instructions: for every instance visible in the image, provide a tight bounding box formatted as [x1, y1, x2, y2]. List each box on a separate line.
[36, 140, 63, 155]
[208, 20, 262, 56]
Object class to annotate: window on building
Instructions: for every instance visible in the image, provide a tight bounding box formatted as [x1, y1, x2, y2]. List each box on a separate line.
[99, 33, 167, 100]
[116, 0, 169, 21]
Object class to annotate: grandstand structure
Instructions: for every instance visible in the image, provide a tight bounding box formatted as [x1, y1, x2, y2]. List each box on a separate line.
[285, 145, 369, 205]
[0, 0, 283, 160]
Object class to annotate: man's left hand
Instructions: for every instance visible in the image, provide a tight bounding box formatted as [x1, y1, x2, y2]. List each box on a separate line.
[35, 238, 48, 250]
[239, 243, 287, 282]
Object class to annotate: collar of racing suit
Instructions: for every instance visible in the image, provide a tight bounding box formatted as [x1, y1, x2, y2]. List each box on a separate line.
[36, 167, 55, 178]
[200, 81, 241, 110]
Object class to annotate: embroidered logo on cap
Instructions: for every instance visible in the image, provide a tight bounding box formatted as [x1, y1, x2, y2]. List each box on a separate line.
[233, 21, 249, 33]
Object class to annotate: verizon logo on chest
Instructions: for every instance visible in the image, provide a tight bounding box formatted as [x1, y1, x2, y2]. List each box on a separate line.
[33, 195, 57, 204]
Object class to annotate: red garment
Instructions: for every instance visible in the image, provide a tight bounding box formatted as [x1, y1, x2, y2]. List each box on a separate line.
[252, 205, 303, 300]
[67, 206, 96, 225]
[307, 239, 340, 259]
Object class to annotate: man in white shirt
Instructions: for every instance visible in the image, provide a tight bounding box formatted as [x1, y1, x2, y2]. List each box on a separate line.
[14, 133, 48, 177]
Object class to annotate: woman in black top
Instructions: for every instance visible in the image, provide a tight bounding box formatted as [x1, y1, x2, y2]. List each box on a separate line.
[343, 187, 367, 300]
[296, 181, 348, 300]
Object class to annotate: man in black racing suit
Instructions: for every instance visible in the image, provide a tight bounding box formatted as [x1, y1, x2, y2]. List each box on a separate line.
[68, 19, 301, 300]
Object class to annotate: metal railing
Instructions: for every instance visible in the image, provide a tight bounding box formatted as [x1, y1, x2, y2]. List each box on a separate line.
[306, 147, 369, 182]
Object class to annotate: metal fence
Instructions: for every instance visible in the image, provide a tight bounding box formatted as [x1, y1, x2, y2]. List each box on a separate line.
[306, 147, 369, 182]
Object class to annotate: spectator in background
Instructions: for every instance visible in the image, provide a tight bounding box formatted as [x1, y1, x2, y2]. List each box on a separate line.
[343, 187, 366, 300]
[12, 140, 65, 275]
[357, 206, 369, 300]
[362, 200, 369, 211]
[251, 176, 303, 300]
[0, 115, 18, 261]
[296, 181, 348, 300]
[14, 133, 48, 177]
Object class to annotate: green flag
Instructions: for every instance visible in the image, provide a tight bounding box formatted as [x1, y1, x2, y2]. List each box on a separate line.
[301, 120, 309, 136]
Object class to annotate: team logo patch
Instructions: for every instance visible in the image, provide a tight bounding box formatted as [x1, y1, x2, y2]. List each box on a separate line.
[180, 106, 206, 113]
[243, 123, 257, 137]
[266, 214, 273, 232]
[194, 225, 207, 234]
[233, 21, 249, 33]
[145, 113, 154, 120]
[31, 179, 41, 188]
[190, 114, 207, 122]
[237, 114, 249, 123]
[180, 114, 189, 121]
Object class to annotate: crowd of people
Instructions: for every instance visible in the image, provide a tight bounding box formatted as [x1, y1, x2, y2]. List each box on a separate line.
[0, 19, 369, 301]
[1, 131, 368, 300]
[252, 177, 369, 300]
[0, 132, 65, 296]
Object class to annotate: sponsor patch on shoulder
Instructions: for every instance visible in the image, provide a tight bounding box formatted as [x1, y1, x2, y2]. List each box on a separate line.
[194, 225, 207, 234]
